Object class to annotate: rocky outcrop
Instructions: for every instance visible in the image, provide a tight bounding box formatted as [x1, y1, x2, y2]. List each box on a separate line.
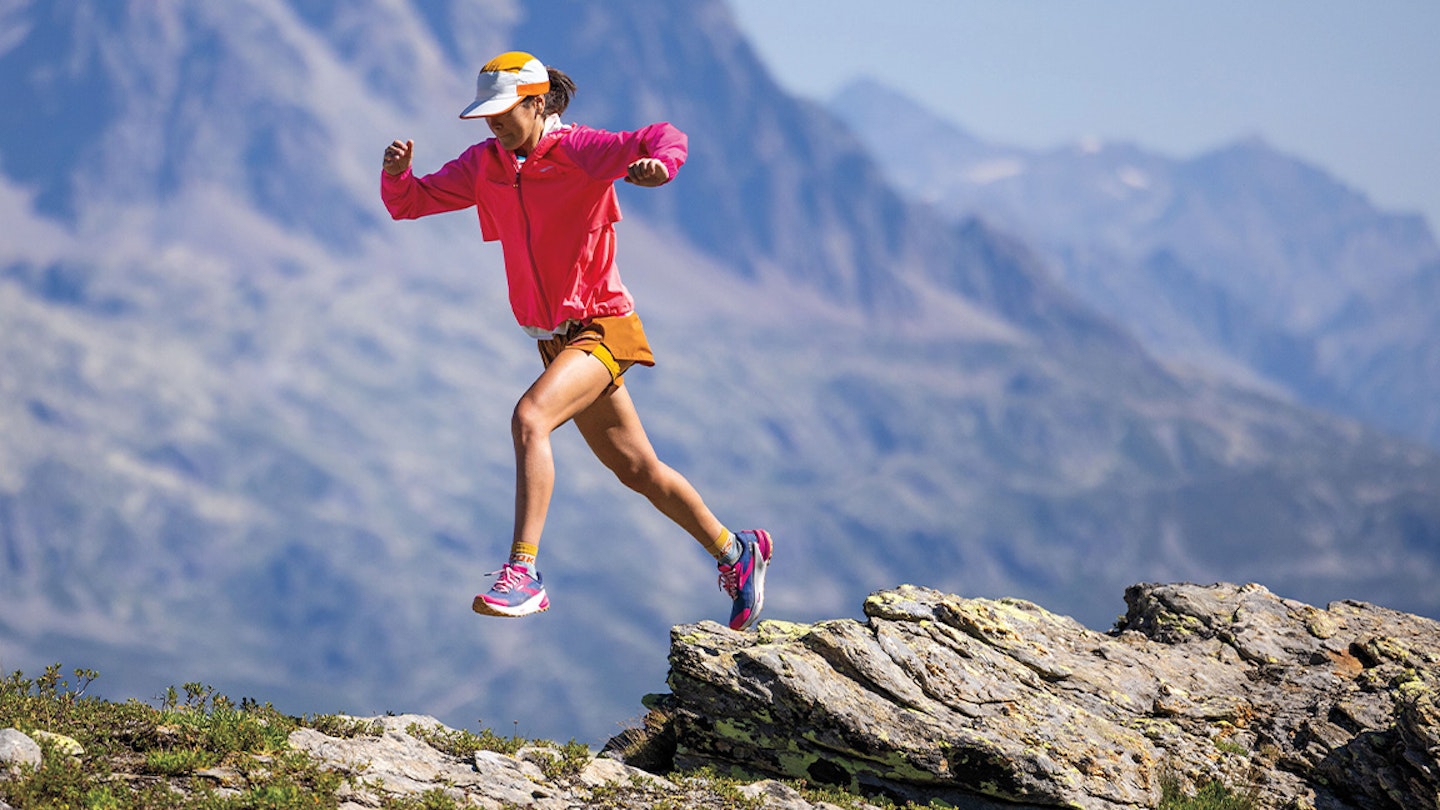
[631, 583, 1440, 809]
[5, 713, 895, 810]
[283, 715, 888, 810]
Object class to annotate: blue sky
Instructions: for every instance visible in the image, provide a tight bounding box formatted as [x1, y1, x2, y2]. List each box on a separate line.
[728, 0, 1440, 232]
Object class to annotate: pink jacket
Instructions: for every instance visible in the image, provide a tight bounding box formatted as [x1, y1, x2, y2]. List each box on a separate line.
[381, 122, 688, 332]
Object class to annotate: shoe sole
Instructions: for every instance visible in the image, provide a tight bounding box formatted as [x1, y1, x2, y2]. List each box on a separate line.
[472, 591, 550, 617]
[735, 529, 773, 631]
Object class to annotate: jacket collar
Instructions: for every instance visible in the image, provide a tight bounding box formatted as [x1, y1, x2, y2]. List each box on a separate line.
[496, 115, 567, 163]
[528, 114, 567, 160]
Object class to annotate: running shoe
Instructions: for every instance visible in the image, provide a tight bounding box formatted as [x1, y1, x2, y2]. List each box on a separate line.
[718, 529, 773, 631]
[473, 563, 550, 617]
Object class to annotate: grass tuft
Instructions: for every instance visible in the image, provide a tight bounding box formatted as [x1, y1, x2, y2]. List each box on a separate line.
[0, 663, 339, 809]
[403, 720, 524, 757]
[1159, 769, 1259, 810]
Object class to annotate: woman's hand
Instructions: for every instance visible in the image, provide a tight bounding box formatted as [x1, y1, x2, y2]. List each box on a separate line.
[383, 139, 414, 176]
[624, 157, 669, 187]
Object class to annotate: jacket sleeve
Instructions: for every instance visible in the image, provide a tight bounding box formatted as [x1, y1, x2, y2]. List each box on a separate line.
[563, 122, 688, 183]
[380, 144, 483, 220]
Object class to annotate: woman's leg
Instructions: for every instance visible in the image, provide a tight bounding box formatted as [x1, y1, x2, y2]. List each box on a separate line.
[510, 349, 615, 553]
[576, 383, 773, 630]
[474, 349, 611, 617]
[505, 352, 770, 629]
[573, 381, 726, 548]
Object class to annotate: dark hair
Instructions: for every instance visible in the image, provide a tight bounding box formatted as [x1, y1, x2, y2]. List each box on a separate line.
[542, 67, 576, 116]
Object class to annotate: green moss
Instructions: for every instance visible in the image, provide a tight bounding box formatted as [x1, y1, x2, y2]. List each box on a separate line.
[713, 717, 754, 742]
[1156, 611, 1206, 636]
[754, 619, 813, 644]
[1396, 677, 1433, 702]
[874, 748, 943, 783]
[673, 630, 715, 647]
[1129, 717, 1184, 740]
[774, 749, 823, 777]
[992, 598, 1058, 623]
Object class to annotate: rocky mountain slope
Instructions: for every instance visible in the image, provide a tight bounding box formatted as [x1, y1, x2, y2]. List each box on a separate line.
[640, 582, 1440, 809]
[3, 0, 1440, 745]
[2, 715, 888, 810]
[7, 579, 1431, 809]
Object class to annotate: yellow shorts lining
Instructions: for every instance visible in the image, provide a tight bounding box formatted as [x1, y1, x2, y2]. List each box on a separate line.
[590, 342, 622, 382]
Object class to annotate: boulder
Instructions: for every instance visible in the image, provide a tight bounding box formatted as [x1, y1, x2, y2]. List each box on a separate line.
[636, 582, 1440, 809]
[287, 713, 804, 809]
[29, 730, 84, 763]
[287, 714, 568, 809]
[0, 729, 42, 776]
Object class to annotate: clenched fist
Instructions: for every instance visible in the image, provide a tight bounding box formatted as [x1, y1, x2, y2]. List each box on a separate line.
[624, 157, 669, 187]
[383, 139, 414, 176]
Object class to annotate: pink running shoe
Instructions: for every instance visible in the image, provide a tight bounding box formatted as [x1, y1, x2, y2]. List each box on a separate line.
[718, 529, 773, 631]
[473, 563, 550, 617]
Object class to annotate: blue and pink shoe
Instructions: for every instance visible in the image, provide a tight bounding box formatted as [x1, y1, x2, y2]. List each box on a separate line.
[718, 529, 773, 631]
[473, 563, 550, 617]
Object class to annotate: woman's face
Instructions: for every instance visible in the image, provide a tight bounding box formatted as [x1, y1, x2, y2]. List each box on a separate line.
[486, 96, 546, 155]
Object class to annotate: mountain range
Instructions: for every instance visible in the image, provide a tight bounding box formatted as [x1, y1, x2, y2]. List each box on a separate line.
[2, 0, 1438, 744]
[831, 77, 1440, 447]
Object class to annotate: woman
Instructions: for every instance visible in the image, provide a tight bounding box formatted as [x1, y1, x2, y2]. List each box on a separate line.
[380, 51, 772, 630]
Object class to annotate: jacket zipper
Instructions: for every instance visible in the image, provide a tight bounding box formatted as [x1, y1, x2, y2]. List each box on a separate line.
[514, 163, 551, 322]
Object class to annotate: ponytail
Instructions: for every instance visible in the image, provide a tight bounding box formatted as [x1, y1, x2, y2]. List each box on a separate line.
[544, 67, 576, 117]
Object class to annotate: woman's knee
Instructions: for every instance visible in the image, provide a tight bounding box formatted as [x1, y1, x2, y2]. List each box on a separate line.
[511, 398, 550, 443]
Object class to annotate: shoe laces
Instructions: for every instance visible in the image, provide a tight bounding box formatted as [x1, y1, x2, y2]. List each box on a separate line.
[488, 563, 531, 593]
[717, 563, 739, 599]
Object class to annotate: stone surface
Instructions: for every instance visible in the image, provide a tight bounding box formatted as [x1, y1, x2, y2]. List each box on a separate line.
[640, 582, 1440, 809]
[287, 715, 564, 809]
[0, 730, 42, 776]
[29, 730, 84, 762]
[288, 713, 882, 809]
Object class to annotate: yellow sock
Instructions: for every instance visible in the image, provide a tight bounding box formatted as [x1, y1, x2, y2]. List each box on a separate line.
[509, 541, 539, 567]
[704, 528, 738, 564]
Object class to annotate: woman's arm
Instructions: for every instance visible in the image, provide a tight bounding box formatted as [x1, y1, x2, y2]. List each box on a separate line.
[563, 122, 688, 185]
[380, 140, 483, 219]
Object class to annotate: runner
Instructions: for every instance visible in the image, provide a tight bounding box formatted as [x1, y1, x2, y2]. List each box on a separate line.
[380, 51, 772, 630]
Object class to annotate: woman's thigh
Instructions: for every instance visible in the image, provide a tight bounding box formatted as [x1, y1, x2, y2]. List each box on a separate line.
[514, 348, 615, 435]
[573, 384, 660, 479]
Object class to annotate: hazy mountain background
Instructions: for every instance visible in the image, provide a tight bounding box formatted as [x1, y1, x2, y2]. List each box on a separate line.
[2, 0, 1438, 744]
[831, 78, 1440, 447]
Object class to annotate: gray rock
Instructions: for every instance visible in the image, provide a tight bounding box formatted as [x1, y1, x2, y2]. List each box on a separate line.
[0, 729, 42, 776]
[288, 721, 568, 809]
[292, 713, 842, 809]
[643, 582, 1440, 809]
